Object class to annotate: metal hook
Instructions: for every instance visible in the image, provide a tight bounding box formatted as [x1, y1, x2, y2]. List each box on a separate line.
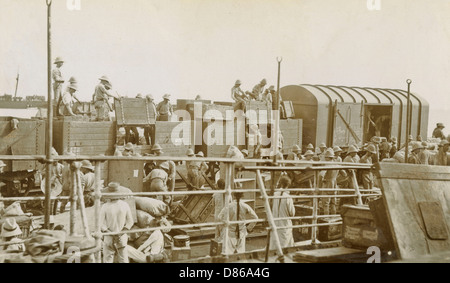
[276, 57, 283, 63]
[406, 79, 412, 84]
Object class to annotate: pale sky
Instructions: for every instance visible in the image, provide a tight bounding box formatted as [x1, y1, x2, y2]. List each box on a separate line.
[1, 0, 450, 136]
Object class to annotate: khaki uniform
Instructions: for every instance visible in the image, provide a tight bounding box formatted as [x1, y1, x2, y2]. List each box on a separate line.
[93, 83, 112, 121]
[156, 101, 173, 121]
[360, 155, 373, 190]
[434, 149, 448, 166]
[432, 127, 446, 140]
[52, 68, 64, 103]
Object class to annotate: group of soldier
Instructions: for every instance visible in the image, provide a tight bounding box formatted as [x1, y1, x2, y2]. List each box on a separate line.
[231, 78, 280, 111]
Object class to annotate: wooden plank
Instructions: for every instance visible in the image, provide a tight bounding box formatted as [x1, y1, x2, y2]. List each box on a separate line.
[377, 163, 450, 260]
[67, 122, 115, 128]
[293, 247, 365, 263]
[69, 140, 115, 147]
[410, 181, 450, 253]
[418, 202, 448, 240]
[68, 128, 115, 135]
[69, 133, 114, 140]
[377, 163, 450, 181]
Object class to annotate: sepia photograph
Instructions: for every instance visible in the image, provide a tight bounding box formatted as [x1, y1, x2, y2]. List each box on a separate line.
[0, 0, 449, 267]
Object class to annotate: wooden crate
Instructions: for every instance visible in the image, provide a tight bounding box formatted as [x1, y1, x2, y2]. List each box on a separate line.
[108, 160, 144, 192]
[154, 121, 193, 157]
[200, 120, 246, 158]
[245, 101, 272, 124]
[317, 216, 342, 242]
[279, 119, 302, 155]
[173, 193, 215, 224]
[115, 97, 156, 126]
[0, 118, 45, 172]
[53, 120, 116, 156]
[341, 204, 388, 250]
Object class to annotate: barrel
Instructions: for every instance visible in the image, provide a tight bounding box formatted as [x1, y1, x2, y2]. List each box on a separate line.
[173, 235, 190, 248]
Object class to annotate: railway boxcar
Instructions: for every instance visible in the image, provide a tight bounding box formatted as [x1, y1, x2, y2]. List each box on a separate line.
[280, 84, 429, 150]
[0, 117, 46, 196]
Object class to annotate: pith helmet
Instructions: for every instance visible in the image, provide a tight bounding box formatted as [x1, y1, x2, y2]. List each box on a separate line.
[163, 94, 170, 100]
[304, 150, 314, 156]
[146, 94, 154, 100]
[196, 151, 204, 157]
[152, 144, 163, 152]
[437, 123, 445, 128]
[54, 57, 64, 64]
[159, 162, 170, 171]
[81, 160, 94, 171]
[306, 143, 314, 150]
[1, 218, 22, 238]
[292, 145, 301, 152]
[333, 146, 342, 153]
[439, 140, 450, 147]
[366, 144, 377, 154]
[408, 135, 413, 140]
[411, 142, 423, 152]
[68, 77, 77, 83]
[347, 145, 359, 154]
[99, 76, 110, 83]
[235, 80, 242, 85]
[319, 142, 327, 148]
[260, 79, 267, 84]
[124, 142, 134, 150]
[68, 84, 78, 91]
[186, 149, 194, 157]
[136, 93, 143, 98]
[324, 148, 335, 158]
[241, 149, 249, 156]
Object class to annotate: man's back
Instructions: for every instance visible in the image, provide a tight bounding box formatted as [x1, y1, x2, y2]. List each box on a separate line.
[100, 200, 133, 233]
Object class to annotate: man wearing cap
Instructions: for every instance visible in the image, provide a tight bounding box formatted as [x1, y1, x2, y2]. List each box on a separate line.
[218, 191, 258, 255]
[408, 142, 424, 164]
[262, 85, 275, 105]
[144, 94, 157, 145]
[80, 160, 96, 207]
[121, 142, 141, 157]
[143, 162, 171, 204]
[360, 144, 377, 190]
[434, 140, 449, 166]
[156, 94, 173, 121]
[305, 143, 314, 154]
[185, 151, 206, 190]
[333, 146, 343, 162]
[231, 80, 248, 110]
[432, 123, 446, 140]
[389, 137, 398, 158]
[93, 76, 115, 121]
[379, 137, 392, 160]
[100, 182, 134, 263]
[320, 148, 339, 215]
[251, 79, 267, 101]
[318, 142, 327, 161]
[59, 83, 79, 116]
[52, 57, 65, 108]
[340, 145, 360, 208]
[287, 145, 302, 187]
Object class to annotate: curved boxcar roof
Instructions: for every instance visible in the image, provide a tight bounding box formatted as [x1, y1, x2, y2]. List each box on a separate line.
[281, 84, 429, 148]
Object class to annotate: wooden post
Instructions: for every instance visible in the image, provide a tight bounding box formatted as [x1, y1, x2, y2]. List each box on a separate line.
[94, 161, 102, 262]
[221, 162, 233, 256]
[74, 164, 92, 239]
[405, 79, 412, 163]
[70, 165, 78, 236]
[256, 169, 284, 262]
[351, 170, 363, 205]
[44, 0, 53, 230]
[311, 171, 319, 244]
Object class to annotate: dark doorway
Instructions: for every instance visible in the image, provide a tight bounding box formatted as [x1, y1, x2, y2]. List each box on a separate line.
[363, 105, 392, 143]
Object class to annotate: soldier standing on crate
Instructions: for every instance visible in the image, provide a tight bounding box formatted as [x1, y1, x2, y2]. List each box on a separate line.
[52, 57, 65, 113]
[93, 76, 115, 121]
[269, 176, 295, 249]
[144, 94, 157, 145]
[218, 191, 258, 255]
[156, 94, 173, 121]
[100, 182, 134, 263]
